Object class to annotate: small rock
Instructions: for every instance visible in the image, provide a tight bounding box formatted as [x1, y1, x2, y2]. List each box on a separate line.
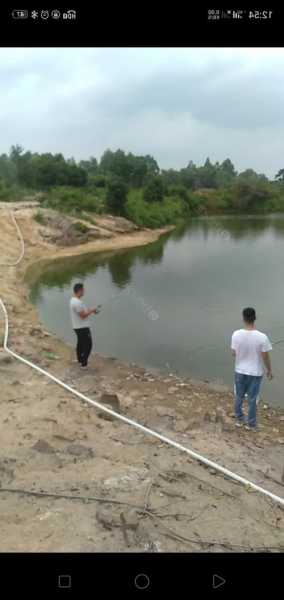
[96, 507, 117, 529]
[98, 393, 120, 421]
[97, 409, 115, 422]
[121, 509, 139, 530]
[100, 393, 120, 412]
[156, 406, 176, 418]
[96, 507, 138, 531]
[203, 412, 211, 423]
[168, 386, 178, 394]
[150, 416, 175, 431]
[65, 443, 95, 459]
[32, 439, 55, 454]
[29, 327, 42, 337]
[0, 354, 12, 365]
[263, 404, 269, 410]
[174, 420, 189, 433]
[222, 422, 234, 433]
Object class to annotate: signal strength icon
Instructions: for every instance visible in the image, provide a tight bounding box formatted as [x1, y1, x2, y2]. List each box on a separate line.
[221, 9, 232, 19]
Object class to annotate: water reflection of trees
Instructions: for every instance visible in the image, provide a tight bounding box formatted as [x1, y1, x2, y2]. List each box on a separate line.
[29, 231, 170, 299]
[188, 216, 283, 241]
[29, 216, 284, 303]
[103, 234, 169, 287]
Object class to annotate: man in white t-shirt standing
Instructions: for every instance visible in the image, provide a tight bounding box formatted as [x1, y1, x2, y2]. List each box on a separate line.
[231, 307, 273, 431]
[70, 282, 100, 369]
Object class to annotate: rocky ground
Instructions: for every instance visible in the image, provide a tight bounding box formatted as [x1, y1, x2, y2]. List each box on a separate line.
[0, 203, 284, 552]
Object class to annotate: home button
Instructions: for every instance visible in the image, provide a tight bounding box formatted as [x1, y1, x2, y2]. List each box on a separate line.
[134, 573, 150, 590]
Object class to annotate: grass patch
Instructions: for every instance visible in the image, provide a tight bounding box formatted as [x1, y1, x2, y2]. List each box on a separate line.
[72, 221, 90, 234]
[33, 210, 46, 225]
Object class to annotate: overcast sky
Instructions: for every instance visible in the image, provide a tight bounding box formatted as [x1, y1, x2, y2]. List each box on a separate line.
[1, 47, 284, 178]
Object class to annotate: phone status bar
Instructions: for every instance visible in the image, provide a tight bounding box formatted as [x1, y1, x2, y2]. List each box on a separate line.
[208, 9, 274, 21]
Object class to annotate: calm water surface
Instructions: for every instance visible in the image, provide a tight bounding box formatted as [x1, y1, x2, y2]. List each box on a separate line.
[29, 215, 284, 408]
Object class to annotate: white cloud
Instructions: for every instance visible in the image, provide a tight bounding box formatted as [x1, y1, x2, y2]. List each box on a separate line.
[0, 47, 283, 177]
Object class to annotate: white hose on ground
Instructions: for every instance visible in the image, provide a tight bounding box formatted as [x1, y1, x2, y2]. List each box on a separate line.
[0, 211, 283, 508]
[0, 209, 25, 266]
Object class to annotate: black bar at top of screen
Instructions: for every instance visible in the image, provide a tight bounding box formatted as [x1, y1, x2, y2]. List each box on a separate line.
[0, 7, 283, 46]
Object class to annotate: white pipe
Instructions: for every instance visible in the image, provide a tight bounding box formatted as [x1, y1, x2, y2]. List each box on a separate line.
[0, 212, 283, 508]
[0, 210, 25, 266]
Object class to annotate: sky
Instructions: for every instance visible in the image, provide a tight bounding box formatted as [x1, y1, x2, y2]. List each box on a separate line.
[1, 47, 284, 178]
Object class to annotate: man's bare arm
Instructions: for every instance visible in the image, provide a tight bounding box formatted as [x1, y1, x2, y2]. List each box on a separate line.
[78, 307, 98, 320]
[261, 351, 273, 379]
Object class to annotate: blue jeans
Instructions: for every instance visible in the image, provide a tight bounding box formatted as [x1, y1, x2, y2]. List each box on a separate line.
[234, 372, 263, 428]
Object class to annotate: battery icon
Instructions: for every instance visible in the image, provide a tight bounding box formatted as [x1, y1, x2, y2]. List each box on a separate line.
[12, 10, 28, 19]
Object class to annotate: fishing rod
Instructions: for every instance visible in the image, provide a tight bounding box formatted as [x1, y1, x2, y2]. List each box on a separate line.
[272, 338, 284, 346]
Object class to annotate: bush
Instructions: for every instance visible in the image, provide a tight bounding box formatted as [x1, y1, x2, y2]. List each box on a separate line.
[143, 176, 166, 203]
[87, 174, 107, 188]
[0, 180, 37, 202]
[229, 181, 273, 212]
[33, 210, 46, 225]
[42, 186, 106, 214]
[106, 176, 128, 215]
[73, 221, 90, 234]
[125, 190, 186, 228]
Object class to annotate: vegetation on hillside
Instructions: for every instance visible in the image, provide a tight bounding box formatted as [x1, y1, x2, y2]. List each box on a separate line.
[1, 145, 284, 227]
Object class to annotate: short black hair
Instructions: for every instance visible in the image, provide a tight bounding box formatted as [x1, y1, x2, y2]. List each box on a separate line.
[242, 307, 256, 323]
[73, 283, 84, 294]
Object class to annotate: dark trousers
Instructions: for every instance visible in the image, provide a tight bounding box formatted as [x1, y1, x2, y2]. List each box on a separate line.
[74, 327, 93, 367]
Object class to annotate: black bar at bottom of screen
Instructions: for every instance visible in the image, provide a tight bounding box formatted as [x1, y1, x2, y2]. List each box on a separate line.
[1, 553, 281, 595]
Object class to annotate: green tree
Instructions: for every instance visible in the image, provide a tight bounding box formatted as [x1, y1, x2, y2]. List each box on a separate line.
[161, 169, 181, 187]
[128, 155, 148, 187]
[231, 181, 271, 211]
[0, 154, 17, 185]
[238, 169, 267, 183]
[275, 169, 284, 182]
[180, 161, 197, 189]
[197, 158, 218, 188]
[100, 149, 132, 181]
[143, 154, 160, 176]
[221, 158, 236, 178]
[106, 176, 128, 215]
[79, 157, 98, 175]
[143, 176, 165, 203]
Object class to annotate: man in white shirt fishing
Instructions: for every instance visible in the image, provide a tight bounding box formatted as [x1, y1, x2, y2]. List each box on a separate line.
[70, 282, 100, 369]
[231, 307, 273, 431]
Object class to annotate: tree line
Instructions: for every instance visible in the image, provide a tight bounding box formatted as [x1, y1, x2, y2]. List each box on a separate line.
[1, 145, 284, 226]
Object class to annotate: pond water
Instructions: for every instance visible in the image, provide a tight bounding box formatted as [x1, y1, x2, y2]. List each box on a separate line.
[29, 214, 284, 408]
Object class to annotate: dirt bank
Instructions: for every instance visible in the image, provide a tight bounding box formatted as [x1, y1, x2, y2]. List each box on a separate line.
[0, 204, 283, 552]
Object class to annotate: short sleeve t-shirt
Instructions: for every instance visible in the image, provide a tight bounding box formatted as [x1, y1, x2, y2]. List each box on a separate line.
[231, 329, 272, 376]
[70, 297, 90, 329]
